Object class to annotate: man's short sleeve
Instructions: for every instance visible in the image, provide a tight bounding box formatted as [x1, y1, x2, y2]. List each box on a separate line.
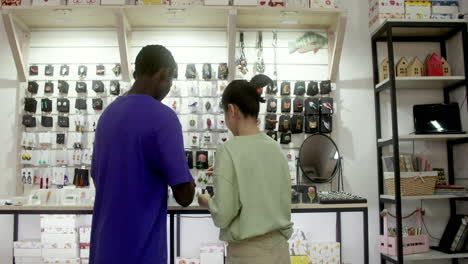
[144, 112, 192, 186]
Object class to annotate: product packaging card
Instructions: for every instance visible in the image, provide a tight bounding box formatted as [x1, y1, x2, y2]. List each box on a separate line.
[14, 241, 42, 249]
[14, 256, 43, 263]
[431, 1, 459, 14]
[13, 248, 42, 257]
[40, 215, 77, 228]
[405, 1, 431, 19]
[41, 233, 78, 244]
[43, 258, 81, 264]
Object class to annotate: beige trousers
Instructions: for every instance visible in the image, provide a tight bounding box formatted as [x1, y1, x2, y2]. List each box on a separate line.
[227, 231, 291, 264]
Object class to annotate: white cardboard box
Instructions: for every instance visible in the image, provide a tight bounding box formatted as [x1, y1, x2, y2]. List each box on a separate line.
[43, 258, 80, 264]
[204, 0, 228, 5]
[41, 233, 78, 244]
[15, 257, 43, 263]
[14, 249, 42, 257]
[80, 249, 90, 258]
[42, 243, 79, 259]
[431, 0, 459, 14]
[405, 1, 431, 19]
[41, 249, 79, 259]
[40, 215, 77, 229]
[31, 0, 65, 5]
[233, 0, 256, 5]
[310, 0, 339, 8]
[200, 252, 223, 264]
[175, 257, 200, 264]
[67, 0, 100, 5]
[368, 0, 405, 27]
[100, 0, 126, 4]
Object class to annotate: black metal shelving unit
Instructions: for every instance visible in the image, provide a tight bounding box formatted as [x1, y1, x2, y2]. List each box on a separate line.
[371, 20, 468, 264]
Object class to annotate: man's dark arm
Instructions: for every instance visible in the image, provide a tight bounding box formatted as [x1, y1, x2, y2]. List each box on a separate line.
[171, 181, 196, 207]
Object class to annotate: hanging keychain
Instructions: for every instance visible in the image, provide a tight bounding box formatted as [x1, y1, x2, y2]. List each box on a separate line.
[266, 31, 279, 95]
[254, 31, 265, 74]
[237, 32, 248, 75]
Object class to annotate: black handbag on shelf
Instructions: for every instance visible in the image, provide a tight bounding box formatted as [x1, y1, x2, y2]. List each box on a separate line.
[112, 64, 121, 77]
[29, 66, 39, 76]
[320, 80, 332, 95]
[41, 116, 53, 128]
[267, 98, 277, 113]
[281, 98, 291, 113]
[27, 81, 39, 94]
[307, 81, 319, 96]
[45, 65, 54, 76]
[110, 80, 120, 96]
[56, 134, 66, 145]
[320, 115, 333, 133]
[24, 98, 37, 113]
[58, 116, 69, 128]
[320, 97, 334, 114]
[22, 115, 36, 128]
[202, 63, 212, 80]
[76, 82, 87, 94]
[44, 82, 54, 94]
[294, 81, 306, 96]
[41, 98, 53, 113]
[279, 115, 291, 133]
[266, 130, 278, 141]
[217, 63, 228, 80]
[58, 80, 69, 94]
[280, 81, 291, 96]
[293, 98, 304, 113]
[78, 65, 87, 78]
[57, 98, 70, 113]
[305, 97, 320, 116]
[265, 114, 277, 130]
[266, 81, 278, 95]
[185, 64, 197, 79]
[60, 65, 69, 76]
[280, 132, 292, 145]
[75, 98, 87, 110]
[96, 64, 105, 76]
[92, 98, 103, 110]
[305, 115, 319, 134]
[291, 115, 304, 134]
[92, 80, 105, 93]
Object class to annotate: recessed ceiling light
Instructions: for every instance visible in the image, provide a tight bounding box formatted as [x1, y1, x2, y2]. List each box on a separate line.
[281, 20, 298, 25]
[56, 18, 72, 23]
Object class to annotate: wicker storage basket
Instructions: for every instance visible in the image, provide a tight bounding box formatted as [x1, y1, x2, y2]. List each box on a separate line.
[384, 172, 438, 196]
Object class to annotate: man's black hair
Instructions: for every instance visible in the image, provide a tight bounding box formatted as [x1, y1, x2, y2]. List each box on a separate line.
[134, 45, 177, 79]
[221, 74, 271, 119]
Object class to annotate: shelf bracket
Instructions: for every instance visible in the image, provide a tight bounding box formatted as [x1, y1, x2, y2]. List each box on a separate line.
[227, 8, 237, 82]
[328, 14, 347, 83]
[114, 8, 132, 83]
[2, 10, 29, 82]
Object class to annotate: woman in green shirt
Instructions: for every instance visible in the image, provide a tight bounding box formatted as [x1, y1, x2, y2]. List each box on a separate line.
[198, 75, 293, 264]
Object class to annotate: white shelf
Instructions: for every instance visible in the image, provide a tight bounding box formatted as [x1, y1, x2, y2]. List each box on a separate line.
[375, 76, 465, 90]
[0, 203, 367, 212]
[380, 194, 468, 201]
[378, 134, 468, 143]
[371, 19, 468, 38]
[384, 249, 468, 261]
[2, 5, 346, 29]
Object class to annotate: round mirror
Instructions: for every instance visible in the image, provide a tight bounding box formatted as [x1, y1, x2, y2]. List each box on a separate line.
[298, 134, 340, 184]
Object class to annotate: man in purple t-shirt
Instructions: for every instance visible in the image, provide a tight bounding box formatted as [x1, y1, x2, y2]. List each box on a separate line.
[90, 45, 195, 264]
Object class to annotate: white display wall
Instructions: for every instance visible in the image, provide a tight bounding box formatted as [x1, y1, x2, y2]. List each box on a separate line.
[18, 27, 351, 262]
[2, 1, 467, 264]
